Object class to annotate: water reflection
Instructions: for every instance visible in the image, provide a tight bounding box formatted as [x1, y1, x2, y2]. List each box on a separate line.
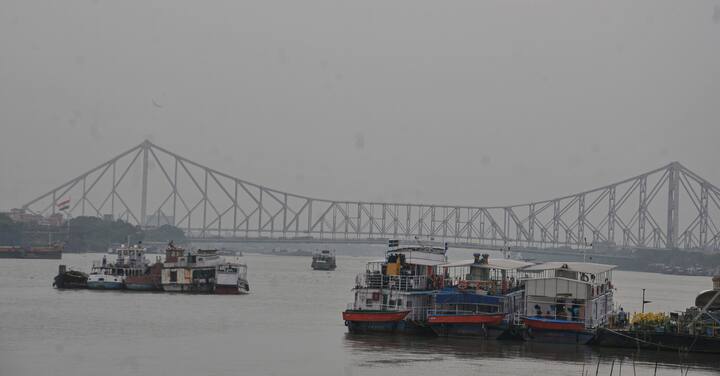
[343, 334, 720, 372]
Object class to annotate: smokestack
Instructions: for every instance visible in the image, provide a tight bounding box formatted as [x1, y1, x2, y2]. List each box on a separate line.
[473, 253, 481, 264]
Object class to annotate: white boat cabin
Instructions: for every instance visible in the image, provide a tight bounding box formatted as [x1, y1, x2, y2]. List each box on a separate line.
[522, 262, 617, 328]
[351, 243, 448, 320]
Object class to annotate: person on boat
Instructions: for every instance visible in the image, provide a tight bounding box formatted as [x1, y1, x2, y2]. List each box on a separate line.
[617, 307, 628, 327]
[571, 301, 580, 321]
[102, 256, 107, 267]
[534, 304, 542, 317]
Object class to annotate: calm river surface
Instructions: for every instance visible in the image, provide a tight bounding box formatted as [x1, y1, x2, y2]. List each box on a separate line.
[1, 249, 719, 376]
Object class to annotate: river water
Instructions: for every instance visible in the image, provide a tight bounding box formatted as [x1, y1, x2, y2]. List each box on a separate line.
[1, 249, 719, 376]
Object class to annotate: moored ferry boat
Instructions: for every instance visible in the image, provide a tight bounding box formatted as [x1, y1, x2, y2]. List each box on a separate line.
[311, 249, 336, 270]
[427, 253, 532, 339]
[125, 262, 163, 291]
[521, 262, 616, 344]
[87, 244, 150, 290]
[215, 263, 249, 294]
[342, 240, 447, 335]
[161, 246, 249, 294]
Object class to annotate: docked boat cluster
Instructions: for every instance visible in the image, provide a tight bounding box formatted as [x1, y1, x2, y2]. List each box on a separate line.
[341, 240, 720, 353]
[53, 242, 249, 294]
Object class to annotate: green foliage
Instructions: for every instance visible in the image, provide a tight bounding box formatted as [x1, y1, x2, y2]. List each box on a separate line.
[66, 216, 145, 252]
[144, 224, 187, 244]
[0, 213, 23, 245]
[0, 215, 188, 251]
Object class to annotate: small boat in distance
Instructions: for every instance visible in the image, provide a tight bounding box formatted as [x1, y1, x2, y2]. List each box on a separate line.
[0, 244, 62, 259]
[311, 249, 336, 270]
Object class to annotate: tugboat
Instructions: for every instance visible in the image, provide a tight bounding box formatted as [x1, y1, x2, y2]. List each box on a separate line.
[520, 262, 617, 344]
[427, 253, 532, 339]
[87, 243, 150, 290]
[342, 239, 447, 335]
[591, 275, 720, 353]
[125, 261, 163, 291]
[53, 264, 88, 289]
[161, 247, 249, 294]
[311, 249, 337, 270]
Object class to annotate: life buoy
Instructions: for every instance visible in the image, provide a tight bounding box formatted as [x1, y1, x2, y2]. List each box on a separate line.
[580, 273, 590, 282]
[458, 280, 468, 290]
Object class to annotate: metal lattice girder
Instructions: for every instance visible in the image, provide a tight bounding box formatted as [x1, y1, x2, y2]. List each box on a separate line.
[20, 140, 720, 252]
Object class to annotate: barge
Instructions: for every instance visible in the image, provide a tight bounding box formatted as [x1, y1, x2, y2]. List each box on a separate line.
[0, 245, 62, 259]
[591, 275, 720, 353]
[53, 264, 88, 289]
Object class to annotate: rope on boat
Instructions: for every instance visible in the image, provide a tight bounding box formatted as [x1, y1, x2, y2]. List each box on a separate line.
[600, 327, 699, 353]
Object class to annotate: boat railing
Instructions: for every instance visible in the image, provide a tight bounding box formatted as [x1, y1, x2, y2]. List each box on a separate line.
[523, 314, 587, 325]
[443, 278, 523, 295]
[357, 272, 430, 291]
[427, 303, 503, 317]
[427, 308, 483, 316]
[346, 303, 410, 311]
[344, 303, 431, 321]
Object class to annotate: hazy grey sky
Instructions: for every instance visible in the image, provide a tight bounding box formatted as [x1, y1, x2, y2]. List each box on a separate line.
[1, 0, 719, 211]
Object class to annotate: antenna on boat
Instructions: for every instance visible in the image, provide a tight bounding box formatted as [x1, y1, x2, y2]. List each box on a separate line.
[641, 288, 652, 313]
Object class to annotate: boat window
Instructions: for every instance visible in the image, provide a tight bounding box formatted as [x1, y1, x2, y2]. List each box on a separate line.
[170, 270, 177, 282]
[365, 299, 373, 305]
[406, 301, 412, 307]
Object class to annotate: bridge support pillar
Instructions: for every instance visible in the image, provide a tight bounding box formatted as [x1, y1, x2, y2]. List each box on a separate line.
[666, 162, 680, 249]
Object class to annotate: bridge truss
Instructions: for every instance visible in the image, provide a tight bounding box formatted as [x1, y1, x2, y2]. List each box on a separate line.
[21, 140, 720, 251]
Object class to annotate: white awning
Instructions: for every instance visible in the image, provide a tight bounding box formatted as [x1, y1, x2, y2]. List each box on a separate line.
[523, 262, 617, 274]
[403, 257, 447, 266]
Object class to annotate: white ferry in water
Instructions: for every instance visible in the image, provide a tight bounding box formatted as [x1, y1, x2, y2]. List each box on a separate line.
[342, 240, 447, 335]
[87, 243, 150, 289]
[520, 262, 616, 344]
[161, 247, 249, 294]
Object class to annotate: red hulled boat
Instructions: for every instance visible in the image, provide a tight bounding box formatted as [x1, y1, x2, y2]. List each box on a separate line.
[427, 313, 505, 325]
[342, 310, 410, 322]
[522, 317, 585, 332]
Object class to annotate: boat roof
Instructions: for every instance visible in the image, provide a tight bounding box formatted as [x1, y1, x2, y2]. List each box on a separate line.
[444, 258, 534, 270]
[388, 246, 446, 254]
[369, 255, 447, 266]
[523, 262, 617, 274]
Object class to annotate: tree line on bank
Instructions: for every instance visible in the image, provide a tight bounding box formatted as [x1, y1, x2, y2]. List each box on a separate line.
[0, 213, 187, 252]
